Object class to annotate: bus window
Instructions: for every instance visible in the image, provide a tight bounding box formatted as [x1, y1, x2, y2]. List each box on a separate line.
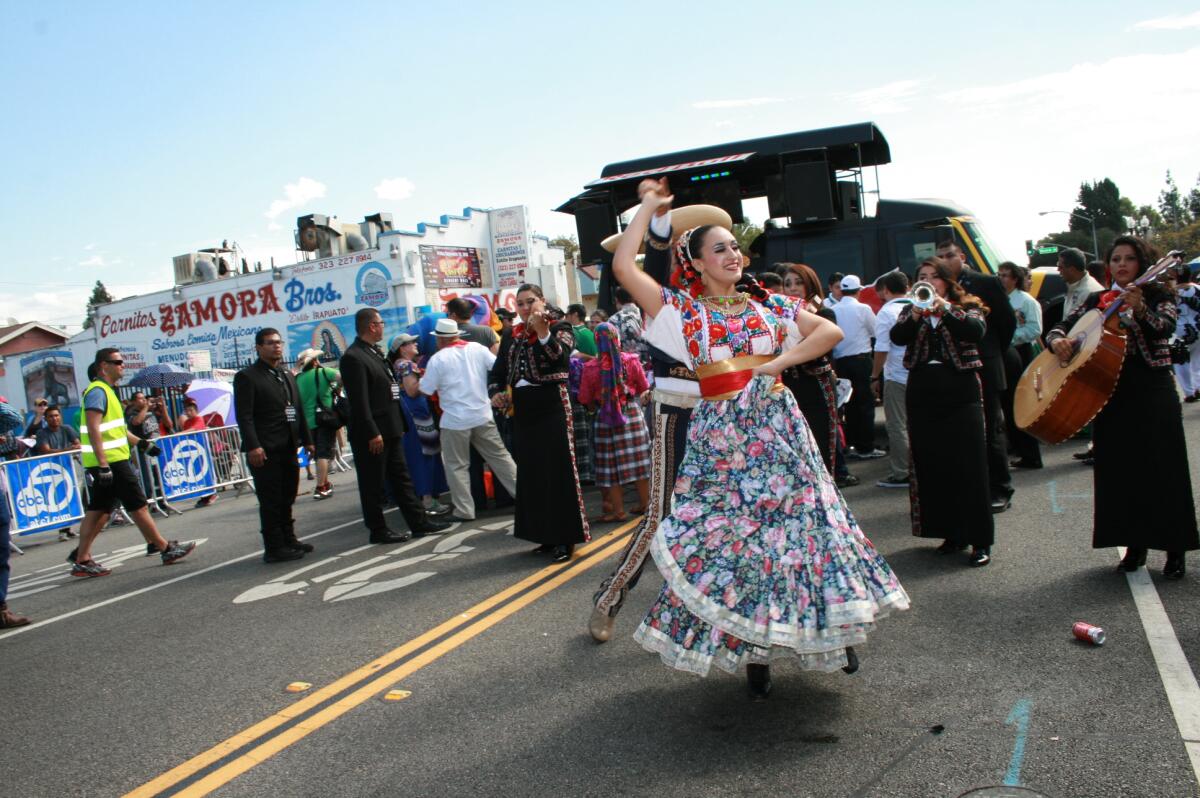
[800, 238, 865, 284]
[892, 230, 940, 276]
[964, 222, 1006, 274]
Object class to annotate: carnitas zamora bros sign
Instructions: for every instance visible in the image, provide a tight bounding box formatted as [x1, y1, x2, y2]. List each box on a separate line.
[98, 285, 282, 339]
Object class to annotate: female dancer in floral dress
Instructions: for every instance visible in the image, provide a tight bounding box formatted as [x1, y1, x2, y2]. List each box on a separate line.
[612, 184, 909, 698]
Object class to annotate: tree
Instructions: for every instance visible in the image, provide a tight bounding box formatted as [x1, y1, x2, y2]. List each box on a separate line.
[81, 280, 115, 330]
[1187, 173, 1200, 221]
[548, 235, 579, 265]
[1158, 170, 1191, 230]
[1136, 204, 1164, 230]
[1073, 178, 1124, 235]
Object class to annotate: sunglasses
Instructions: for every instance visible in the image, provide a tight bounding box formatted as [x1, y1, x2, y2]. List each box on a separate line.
[105, 359, 125, 365]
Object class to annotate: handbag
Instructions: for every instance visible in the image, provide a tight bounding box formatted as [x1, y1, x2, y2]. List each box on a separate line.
[314, 368, 349, 430]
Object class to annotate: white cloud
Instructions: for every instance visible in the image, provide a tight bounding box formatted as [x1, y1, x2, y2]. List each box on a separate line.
[0, 287, 92, 332]
[839, 79, 923, 114]
[83, 242, 97, 251]
[879, 47, 1200, 265]
[79, 255, 105, 267]
[1133, 11, 1200, 30]
[267, 221, 282, 232]
[264, 176, 327, 220]
[939, 48, 1200, 111]
[691, 97, 783, 110]
[374, 177, 415, 201]
[714, 119, 736, 128]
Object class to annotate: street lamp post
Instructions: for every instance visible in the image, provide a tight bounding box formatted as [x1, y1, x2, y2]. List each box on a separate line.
[1038, 210, 1099, 260]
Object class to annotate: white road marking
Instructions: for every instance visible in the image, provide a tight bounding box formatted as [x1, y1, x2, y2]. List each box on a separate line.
[333, 554, 436, 584]
[6, 584, 61, 600]
[326, 572, 436, 602]
[231, 523, 497, 605]
[1121, 547, 1200, 782]
[233, 537, 439, 603]
[310, 556, 392, 584]
[0, 515, 382, 641]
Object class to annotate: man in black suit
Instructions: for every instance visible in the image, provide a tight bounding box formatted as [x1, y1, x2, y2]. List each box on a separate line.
[937, 239, 1018, 512]
[340, 308, 451, 543]
[234, 328, 315, 562]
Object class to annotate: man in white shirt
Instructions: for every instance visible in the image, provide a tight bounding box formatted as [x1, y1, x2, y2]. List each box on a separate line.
[832, 275, 884, 459]
[420, 318, 518, 522]
[1058, 248, 1104, 318]
[871, 271, 911, 487]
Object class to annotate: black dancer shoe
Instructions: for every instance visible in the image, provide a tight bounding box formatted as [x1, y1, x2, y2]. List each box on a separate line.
[1117, 547, 1147, 572]
[842, 646, 860, 674]
[936, 540, 967, 554]
[531, 544, 554, 554]
[411, 519, 452, 537]
[552, 545, 575, 563]
[746, 664, 772, 700]
[1164, 552, 1186, 580]
[969, 547, 991, 567]
[990, 496, 1012, 513]
[369, 528, 412, 544]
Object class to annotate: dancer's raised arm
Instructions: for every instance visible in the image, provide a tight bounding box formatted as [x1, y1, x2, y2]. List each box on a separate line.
[612, 179, 673, 318]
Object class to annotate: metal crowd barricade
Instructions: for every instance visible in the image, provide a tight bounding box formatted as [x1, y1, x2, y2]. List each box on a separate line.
[203, 424, 253, 493]
[144, 425, 254, 515]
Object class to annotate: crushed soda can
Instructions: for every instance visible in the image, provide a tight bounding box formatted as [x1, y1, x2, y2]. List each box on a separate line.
[1073, 621, 1105, 645]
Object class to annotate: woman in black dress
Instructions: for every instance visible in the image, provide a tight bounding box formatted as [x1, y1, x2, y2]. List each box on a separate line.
[778, 262, 839, 475]
[1047, 237, 1198, 578]
[488, 283, 590, 562]
[891, 257, 995, 567]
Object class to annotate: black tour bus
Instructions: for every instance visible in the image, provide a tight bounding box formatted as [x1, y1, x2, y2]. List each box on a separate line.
[557, 123, 1059, 310]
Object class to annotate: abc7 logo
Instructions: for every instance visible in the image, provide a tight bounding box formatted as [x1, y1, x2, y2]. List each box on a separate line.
[162, 440, 210, 489]
[15, 462, 75, 518]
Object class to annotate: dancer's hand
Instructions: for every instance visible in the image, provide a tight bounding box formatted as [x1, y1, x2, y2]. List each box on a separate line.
[751, 359, 784, 379]
[637, 177, 673, 216]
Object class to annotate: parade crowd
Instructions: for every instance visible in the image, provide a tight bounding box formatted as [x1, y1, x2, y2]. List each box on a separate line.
[2, 181, 1197, 703]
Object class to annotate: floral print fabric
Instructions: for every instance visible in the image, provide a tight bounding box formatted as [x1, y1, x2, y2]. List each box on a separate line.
[634, 288, 910, 676]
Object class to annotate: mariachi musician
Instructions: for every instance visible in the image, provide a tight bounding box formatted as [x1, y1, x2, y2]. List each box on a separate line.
[1047, 236, 1197, 579]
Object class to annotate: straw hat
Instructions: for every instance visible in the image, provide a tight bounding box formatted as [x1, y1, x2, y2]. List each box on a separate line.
[295, 348, 324, 369]
[599, 204, 733, 254]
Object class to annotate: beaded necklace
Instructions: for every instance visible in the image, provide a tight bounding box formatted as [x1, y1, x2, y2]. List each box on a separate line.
[699, 292, 750, 313]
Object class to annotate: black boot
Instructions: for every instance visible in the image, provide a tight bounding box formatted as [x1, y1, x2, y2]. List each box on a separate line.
[282, 523, 314, 553]
[842, 646, 860, 674]
[1164, 551, 1186, 580]
[746, 663, 772, 700]
[263, 529, 303, 563]
[1118, 547, 1148, 572]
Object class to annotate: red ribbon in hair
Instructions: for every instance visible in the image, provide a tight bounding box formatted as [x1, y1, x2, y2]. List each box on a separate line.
[1097, 290, 1121, 311]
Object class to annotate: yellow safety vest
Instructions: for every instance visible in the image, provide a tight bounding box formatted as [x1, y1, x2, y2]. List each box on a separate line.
[79, 379, 130, 467]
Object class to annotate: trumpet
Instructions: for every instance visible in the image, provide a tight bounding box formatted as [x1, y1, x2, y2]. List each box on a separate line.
[908, 281, 938, 310]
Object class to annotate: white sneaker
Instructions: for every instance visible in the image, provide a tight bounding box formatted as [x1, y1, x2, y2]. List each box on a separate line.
[852, 448, 887, 460]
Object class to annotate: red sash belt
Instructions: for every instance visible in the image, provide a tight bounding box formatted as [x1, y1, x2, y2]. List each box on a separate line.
[695, 355, 783, 401]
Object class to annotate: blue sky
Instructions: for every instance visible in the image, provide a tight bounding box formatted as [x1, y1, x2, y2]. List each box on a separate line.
[2, 1, 1198, 331]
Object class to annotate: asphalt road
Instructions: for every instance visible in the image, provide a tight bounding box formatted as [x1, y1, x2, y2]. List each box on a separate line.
[4, 404, 1200, 798]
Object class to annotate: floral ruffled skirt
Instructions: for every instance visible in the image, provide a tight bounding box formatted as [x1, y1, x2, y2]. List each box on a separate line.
[633, 376, 910, 676]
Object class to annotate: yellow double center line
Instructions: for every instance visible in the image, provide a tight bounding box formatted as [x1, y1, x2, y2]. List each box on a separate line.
[126, 521, 639, 798]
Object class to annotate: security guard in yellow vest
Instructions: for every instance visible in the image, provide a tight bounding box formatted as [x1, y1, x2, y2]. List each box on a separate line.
[70, 348, 197, 577]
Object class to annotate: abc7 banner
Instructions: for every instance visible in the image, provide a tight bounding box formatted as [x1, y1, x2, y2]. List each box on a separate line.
[3, 454, 84, 534]
[154, 433, 217, 502]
